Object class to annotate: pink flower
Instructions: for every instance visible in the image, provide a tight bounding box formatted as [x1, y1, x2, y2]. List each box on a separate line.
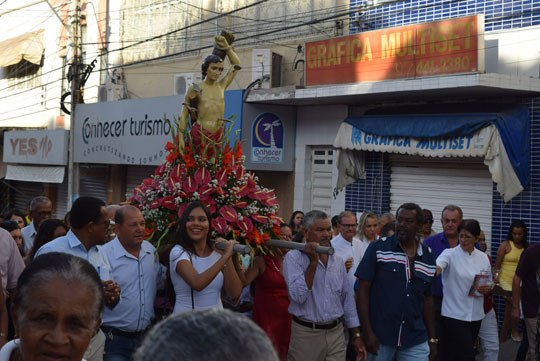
[261, 197, 279, 207]
[202, 197, 217, 215]
[155, 163, 167, 176]
[234, 201, 248, 208]
[212, 217, 228, 234]
[170, 164, 185, 179]
[215, 187, 225, 197]
[247, 173, 256, 188]
[182, 176, 198, 193]
[219, 206, 238, 222]
[251, 212, 267, 224]
[215, 168, 229, 186]
[149, 200, 160, 209]
[235, 166, 245, 180]
[195, 168, 211, 186]
[248, 190, 267, 200]
[198, 185, 214, 199]
[159, 196, 176, 210]
[237, 217, 254, 233]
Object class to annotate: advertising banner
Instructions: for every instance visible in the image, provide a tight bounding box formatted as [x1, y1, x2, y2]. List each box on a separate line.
[305, 15, 484, 86]
[3, 130, 68, 165]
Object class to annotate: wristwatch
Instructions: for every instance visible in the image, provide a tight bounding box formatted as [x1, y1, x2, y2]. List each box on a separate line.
[428, 338, 439, 344]
[353, 332, 362, 339]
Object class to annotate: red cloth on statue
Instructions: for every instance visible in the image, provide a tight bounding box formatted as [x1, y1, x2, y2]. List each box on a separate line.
[189, 122, 223, 157]
[252, 255, 291, 361]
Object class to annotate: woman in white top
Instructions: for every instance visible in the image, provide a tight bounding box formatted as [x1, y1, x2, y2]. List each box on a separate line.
[357, 211, 378, 246]
[170, 201, 242, 313]
[436, 219, 492, 361]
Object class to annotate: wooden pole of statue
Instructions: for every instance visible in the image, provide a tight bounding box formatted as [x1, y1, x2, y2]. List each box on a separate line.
[266, 239, 334, 255]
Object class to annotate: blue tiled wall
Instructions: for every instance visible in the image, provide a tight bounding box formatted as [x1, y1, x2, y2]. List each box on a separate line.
[345, 151, 391, 215]
[350, 0, 540, 33]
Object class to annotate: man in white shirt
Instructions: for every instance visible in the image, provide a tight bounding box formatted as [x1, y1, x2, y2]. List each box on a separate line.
[331, 211, 367, 290]
[21, 196, 52, 254]
[101, 205, 164, 361]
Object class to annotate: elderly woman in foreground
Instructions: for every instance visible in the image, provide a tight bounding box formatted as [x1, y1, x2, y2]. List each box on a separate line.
[0, 252, 104, 361]
[133, 308, 279, 361]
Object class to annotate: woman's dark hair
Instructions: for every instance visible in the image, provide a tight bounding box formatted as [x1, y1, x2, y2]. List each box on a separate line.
[458, 219, 481, 238]
[13, 252, 104, 320]
[506, 220, 529, 248]
[5, 209, 27, 227]
[288, 211, 304, 232]
[28, 219, 67, 261]
[175, 202, 212, 255]
[0, 220, 19, 233]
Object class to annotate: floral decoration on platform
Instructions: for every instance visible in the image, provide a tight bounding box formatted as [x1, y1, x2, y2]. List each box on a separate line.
[129, 119, 283, 252]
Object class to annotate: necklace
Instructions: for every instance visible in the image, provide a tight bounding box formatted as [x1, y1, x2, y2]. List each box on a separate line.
[270, 258, 280, 272]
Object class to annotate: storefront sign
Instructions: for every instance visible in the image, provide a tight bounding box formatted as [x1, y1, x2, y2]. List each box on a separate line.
[306, 15, 484, 86]
[74, 93, 243, 165]
[336, 122, 492, 157]
[251, 113, 284, 163]
[3, 130, 68, 165]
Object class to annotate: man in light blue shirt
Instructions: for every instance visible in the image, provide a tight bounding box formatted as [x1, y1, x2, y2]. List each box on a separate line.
[101, 205, 164, 361]
[35, 196, 121, 361]
[21, 196, 52, 255]
[283, 210, 367, 361]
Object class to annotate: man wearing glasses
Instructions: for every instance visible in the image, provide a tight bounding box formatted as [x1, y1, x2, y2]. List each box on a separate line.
[34, 196, 121, 361]
[331, 211, 366, 290]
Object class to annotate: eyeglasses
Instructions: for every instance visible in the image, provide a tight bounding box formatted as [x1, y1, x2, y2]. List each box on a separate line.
[94, 219, 111, 228]
[340, 223, 358, 228]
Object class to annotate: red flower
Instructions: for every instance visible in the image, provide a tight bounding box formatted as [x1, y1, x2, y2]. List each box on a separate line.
[195, 168, 211, 186]
[212, 217, 228, 234]
[182, 176, 198, 193]
[215, 168, 229, 186]
[235, 143, 243, 161]
[219, 206, 238, 222]
[237, 217, 254, 233]
[159, 196, 176, 210]
[177, 203, 188, 219]
[251, 212, 267, 224]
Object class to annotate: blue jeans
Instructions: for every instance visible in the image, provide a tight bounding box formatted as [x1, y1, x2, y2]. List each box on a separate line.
[367, 342, 429, 361]
[103, 330, 143, 361]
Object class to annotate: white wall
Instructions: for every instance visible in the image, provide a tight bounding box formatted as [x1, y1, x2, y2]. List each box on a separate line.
[485, 25, 540, 77]
[294, 104, 347, 216]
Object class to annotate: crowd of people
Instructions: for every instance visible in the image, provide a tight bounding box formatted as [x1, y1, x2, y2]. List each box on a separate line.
[0, 196, 539, 361]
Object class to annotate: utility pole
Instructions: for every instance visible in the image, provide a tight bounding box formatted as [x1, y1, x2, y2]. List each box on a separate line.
[67, 0, 81, 208]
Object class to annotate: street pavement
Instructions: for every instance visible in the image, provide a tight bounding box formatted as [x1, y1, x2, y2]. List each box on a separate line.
[476, 338, 520, 360]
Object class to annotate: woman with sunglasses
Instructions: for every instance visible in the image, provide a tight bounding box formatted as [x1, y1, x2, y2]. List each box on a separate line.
[419, 209, 437, 242]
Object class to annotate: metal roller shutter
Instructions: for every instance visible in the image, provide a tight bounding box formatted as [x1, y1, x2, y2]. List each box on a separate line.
[79, 165, 109, 203]
[10, 181, 45, 214]
[389, 155, 493, 253]
[55, 176, 69, 220]
[125, 166, 156, 202]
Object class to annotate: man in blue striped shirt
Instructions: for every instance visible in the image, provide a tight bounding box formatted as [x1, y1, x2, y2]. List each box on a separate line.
[283, 210, 367, 361]
[356, 203, 437, 361]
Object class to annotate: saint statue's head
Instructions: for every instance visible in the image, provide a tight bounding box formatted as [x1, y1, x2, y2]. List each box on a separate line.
[202, 54, 223, 79]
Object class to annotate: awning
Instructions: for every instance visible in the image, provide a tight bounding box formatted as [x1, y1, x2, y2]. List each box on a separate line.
[334, 106, 530, 202]
[0, 29, 45, 67]
[5, 164, 65, 184]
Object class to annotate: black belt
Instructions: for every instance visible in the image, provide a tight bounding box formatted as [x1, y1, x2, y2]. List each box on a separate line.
[101, 326, 146, 339]
[292, 315, 341, 330]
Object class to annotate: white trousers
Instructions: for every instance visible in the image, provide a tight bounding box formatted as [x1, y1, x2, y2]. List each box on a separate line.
[478, 308, 499, 361]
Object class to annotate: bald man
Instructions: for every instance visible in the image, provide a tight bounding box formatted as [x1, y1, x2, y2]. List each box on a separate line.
[101, 206, 165, 361]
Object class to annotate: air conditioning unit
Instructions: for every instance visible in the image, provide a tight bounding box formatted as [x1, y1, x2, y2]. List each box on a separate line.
[174, 73, 202, 98]
[252, 49, 283, 89]
[97, 84, 124, 102]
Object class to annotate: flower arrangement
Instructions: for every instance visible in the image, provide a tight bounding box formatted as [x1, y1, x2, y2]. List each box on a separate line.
[129, 119, 284, 253]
